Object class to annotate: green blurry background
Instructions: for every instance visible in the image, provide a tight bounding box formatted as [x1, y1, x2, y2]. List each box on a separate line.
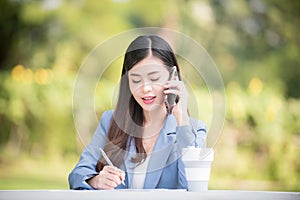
[0, 0, 299, 191]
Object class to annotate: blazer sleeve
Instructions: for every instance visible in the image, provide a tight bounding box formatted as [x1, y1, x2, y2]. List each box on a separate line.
[176, 118, 207, 151]
[68, 110, 113, 190]
[176, 119, 207, 189]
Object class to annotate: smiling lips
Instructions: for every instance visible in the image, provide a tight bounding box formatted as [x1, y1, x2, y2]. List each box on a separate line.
[142, 96, 156, 104]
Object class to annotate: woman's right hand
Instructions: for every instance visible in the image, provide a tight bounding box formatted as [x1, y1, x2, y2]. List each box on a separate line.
[87, 166, 125, 190]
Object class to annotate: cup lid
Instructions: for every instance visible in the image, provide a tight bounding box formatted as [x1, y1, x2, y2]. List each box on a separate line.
[182, 147, 214, 161]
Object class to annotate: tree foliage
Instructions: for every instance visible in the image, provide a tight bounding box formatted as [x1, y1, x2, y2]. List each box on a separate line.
[0, 0, 299, 191]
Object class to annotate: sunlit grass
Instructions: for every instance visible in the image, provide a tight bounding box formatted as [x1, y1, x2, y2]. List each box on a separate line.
[0, 175, 67, 190]
[0, 154, 76, 190]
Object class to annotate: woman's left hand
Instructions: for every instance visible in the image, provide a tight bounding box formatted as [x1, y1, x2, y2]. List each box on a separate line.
[164, 79, 190, 126]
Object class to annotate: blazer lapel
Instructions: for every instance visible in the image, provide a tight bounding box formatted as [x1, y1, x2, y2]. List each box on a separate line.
[123, 139, 137, 188]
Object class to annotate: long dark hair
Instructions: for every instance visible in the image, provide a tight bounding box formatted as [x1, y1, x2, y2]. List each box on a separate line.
[96, 35, 181, 172]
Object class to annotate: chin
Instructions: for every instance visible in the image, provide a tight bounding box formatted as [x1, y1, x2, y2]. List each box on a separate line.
[142, 104, 165, 112]
[141, 105, 154, 112]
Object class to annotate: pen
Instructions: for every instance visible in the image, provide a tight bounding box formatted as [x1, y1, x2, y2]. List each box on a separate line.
[99, 147, 126, 186]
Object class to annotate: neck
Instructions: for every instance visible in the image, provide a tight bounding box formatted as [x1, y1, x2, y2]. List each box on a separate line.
[143, 106, 167, 137]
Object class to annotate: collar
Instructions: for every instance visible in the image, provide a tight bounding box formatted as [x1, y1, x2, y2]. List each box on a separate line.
[121, 114, 178, 189]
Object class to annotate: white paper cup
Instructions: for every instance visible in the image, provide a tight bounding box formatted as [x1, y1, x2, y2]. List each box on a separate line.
[182, 147, 214, 191]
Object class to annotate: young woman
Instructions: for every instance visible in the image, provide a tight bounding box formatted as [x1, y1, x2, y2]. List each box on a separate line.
[68, 35, 207, 190]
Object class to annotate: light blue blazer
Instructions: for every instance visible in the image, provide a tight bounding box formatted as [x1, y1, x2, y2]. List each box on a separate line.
[68, 110, 207, 190]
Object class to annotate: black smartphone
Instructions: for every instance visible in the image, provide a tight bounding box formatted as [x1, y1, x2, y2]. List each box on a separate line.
[166, 66, 178, 113]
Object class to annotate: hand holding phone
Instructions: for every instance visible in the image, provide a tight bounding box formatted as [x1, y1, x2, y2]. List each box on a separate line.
[166, 66, 178, 114]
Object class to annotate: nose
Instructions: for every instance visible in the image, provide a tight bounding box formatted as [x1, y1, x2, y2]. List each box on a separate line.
[142, 82, 152, 93]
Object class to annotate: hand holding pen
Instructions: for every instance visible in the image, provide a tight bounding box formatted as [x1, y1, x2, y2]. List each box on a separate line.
[99, 148, 126, 186]
[87, 148, 126, 190]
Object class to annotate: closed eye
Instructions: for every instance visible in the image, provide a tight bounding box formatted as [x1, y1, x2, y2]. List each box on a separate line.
[132, 80, 141, 83]
[150, 77, 160, 82]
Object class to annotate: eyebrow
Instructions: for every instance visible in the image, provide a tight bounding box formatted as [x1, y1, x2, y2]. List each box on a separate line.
[129, 73, 140, 77]
[129, 71, 160, 77]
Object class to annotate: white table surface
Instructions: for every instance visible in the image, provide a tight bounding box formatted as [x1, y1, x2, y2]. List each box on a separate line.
[0, 190, 299, 200]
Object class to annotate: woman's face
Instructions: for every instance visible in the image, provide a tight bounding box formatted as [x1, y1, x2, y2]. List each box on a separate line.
[128, 55, 170, 112]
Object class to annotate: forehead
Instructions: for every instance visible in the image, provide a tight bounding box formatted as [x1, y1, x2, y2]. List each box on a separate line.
[129, 56, 169, 75]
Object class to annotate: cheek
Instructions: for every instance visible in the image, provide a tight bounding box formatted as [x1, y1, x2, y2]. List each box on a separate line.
[130, 85, 142, 101]
[129, 82, 139, 95]
[130, 88, 139, 99]
[154, 86, 166, 97]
